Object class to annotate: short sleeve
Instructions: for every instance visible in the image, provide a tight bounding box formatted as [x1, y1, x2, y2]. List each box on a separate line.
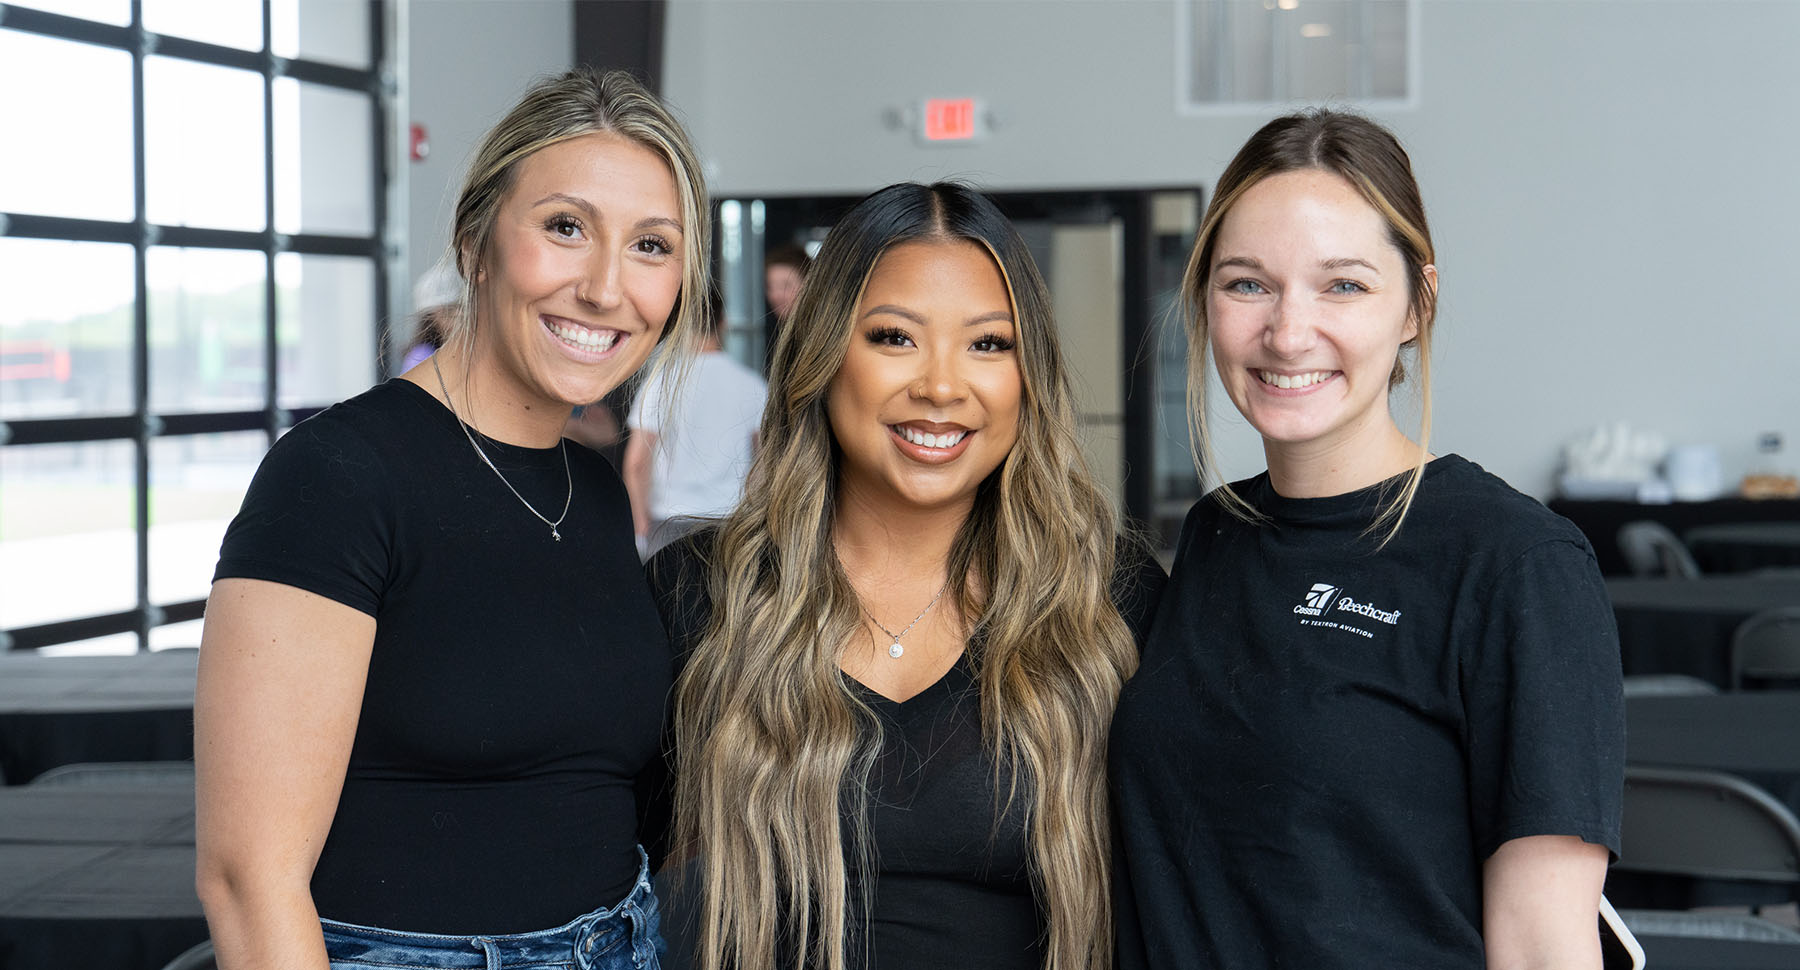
[1462, 538, 1624, 860]
[211, 417, 395, 617]
[627, 368, 668, 434]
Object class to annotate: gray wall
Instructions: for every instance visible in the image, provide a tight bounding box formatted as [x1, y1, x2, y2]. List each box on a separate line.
[661, 0, 1800, 498]
[406, 0, 575, 295]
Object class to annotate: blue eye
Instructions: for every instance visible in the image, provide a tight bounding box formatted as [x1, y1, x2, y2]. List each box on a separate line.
[1223, 278, 1266, 295]
[1329, 279, 1368, 295]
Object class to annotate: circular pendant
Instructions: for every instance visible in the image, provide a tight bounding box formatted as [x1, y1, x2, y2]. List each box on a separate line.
[888, 642, 905, 659]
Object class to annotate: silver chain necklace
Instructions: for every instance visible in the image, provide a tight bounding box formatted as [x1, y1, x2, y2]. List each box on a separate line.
[432, 354, 572, 541]
[863, 578, 951, 659]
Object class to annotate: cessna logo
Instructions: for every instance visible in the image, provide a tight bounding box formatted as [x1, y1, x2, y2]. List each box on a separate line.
[1293, 583, 1341, 616]
[1293, 582, 1402, 625]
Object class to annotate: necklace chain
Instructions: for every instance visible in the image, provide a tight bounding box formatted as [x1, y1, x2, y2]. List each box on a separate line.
[863, 577, 951, 660]
[432, 354, 572, 541]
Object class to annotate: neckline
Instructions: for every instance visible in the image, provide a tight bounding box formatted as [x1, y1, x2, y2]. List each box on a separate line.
[391, 376, 565, 457]
[1255, 454, 1464, 521]
[844, 650, 969, 708]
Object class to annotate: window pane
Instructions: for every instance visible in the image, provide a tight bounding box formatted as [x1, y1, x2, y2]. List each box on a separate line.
[37, 632, 141, 657]
[276, 253, 376, 407]
[148, 247, 267, 413]
[274, 79, 375, 235]
[1366, 0, 1409, 99]
[150, 431, 264, 607]
[1227, 1, 1274, 103]
[5, 0, 130, 26]
[0, 441, 138, 630]
[272, 0, 371, 68]
[149, 618, 205, 650]
[1287, 2, 1351, 101]
[144, 0, 264, 52]
[0, 238, 137, 420]
[0, 31, 134, 221]
[145, 57, 266, 231]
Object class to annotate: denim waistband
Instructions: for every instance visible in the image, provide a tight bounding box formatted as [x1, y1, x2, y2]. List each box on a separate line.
[320, 845, 659, 970]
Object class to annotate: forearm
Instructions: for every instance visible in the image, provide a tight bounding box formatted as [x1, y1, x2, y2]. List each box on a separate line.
[1483, 835, 1608, 970]
[197, 873, 331, 970]
[623, 431, 655, 537]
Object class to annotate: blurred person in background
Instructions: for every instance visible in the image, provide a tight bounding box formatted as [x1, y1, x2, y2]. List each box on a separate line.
[763, 241, 810, 321]
[625, 281, 767, 558]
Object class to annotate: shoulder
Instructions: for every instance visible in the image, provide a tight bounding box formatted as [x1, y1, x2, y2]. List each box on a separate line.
[254, 383, 430, 492]
[1411, 455, 1591, 560]
[645, 527, 718, 656]
[1111, 532, 1169, 649]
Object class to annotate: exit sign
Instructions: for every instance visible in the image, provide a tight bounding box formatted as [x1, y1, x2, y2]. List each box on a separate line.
[921, 98, 986, 143]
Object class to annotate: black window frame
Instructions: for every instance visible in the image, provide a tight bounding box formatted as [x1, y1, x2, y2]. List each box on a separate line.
[0, 0, 392, 652]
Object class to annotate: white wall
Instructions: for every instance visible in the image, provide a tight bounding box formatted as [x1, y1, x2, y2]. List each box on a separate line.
[406, 0, 575, 293]
[661, 0, 1800, 497]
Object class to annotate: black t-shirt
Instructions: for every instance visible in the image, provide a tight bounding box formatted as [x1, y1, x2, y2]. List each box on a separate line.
[213, 379, 671, 934]
[649, 531, 1166, 970]
[1109, 455, 1623, 969]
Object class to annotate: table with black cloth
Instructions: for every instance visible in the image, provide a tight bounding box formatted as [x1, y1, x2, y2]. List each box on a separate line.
[0, 650, 197, 784]
[1685, 523, 1800, 573]
[1610, 692, 1800, 914]
[1631, 934, 1800, 970]
[0, 783, 207, 970]
[1607, 576, 1800, 687]
[1549, 497, 1800, 576]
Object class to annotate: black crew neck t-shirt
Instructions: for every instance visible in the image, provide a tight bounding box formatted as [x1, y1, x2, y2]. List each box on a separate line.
[649, 530, 1165, 970]
[213, 379, 671, 934]
[1110, 455, 1623, 969]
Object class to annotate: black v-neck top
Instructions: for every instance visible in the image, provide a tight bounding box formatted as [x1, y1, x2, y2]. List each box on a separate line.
[648, 530, 1166, 969]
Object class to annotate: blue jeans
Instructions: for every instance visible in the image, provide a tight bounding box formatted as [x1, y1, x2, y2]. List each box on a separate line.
[320, 847, 664, 970]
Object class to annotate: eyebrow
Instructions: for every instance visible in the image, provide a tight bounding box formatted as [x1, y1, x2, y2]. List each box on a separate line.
[530, 193, 683, 234]
[861, 305, 1014, 327]
[1214, 254, 1380, 275]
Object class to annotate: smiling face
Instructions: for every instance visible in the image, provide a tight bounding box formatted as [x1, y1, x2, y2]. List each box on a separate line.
[826, 239, 1023, 517]
[1206, 168, 1431, 472]
[469, 130, 684, 417]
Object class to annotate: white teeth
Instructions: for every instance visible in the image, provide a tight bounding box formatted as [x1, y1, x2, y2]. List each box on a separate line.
[896, 426, 967, 449]
[548, 321, 618, 352]
[1259, 370, 1330, 389]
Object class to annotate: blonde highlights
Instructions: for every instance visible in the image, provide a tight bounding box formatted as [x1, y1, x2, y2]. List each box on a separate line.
[1183, 109, 1438, 543]
[673, 182, 1136, 970]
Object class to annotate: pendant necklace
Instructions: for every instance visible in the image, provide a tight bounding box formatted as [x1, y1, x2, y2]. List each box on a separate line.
[432, 354, 572, 541]
[863, 577, 951, 659]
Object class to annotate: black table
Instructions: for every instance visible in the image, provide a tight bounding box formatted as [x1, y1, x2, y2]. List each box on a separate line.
[1634, 934, 1800, 970]
[1607, 577, 1800, 687]
[1549, 497, 1800, 576]
[1614, 693, 1800, 914]
[0, 784, 207, 970]
[0, 650, 197, 784]
[1627, 693, 1800, 816]
[1686, 523, 1800, 573]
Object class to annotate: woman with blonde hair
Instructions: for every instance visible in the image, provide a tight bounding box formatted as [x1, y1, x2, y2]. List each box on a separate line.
[195, 68, 707, 969]
[1109, 109, 1623, 968]
[651, 181, 1164, 970]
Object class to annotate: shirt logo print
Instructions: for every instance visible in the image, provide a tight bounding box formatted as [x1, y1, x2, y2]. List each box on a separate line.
[1293, 583, 1340, 617]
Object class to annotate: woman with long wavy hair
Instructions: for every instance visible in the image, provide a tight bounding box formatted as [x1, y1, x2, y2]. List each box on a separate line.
[650, 181, 1164, 970]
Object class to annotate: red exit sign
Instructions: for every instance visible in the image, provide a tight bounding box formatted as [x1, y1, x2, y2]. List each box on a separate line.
[922, 98, 985, 143]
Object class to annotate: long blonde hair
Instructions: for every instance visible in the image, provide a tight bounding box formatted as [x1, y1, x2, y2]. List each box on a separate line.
[1184, 108, 1438, 542]
[673, 182, 1136, 970]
